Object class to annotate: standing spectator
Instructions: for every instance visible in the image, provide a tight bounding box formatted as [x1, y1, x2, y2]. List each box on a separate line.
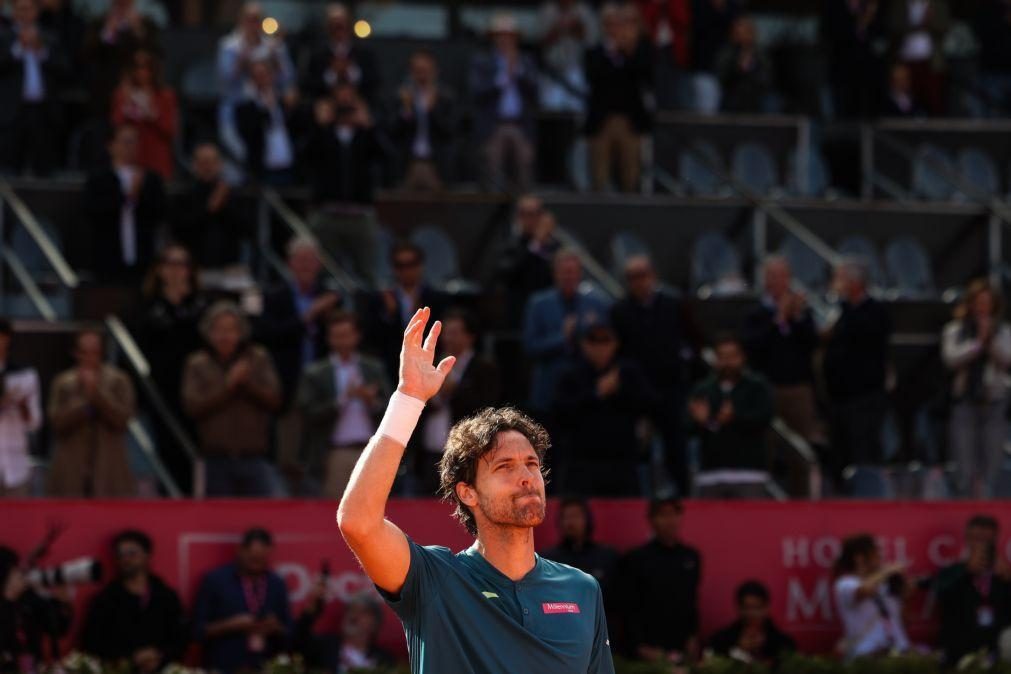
[635, 0, 692, 109]
[743, 256, 824, 447]
[555, 319, 656, 496]
[0, 546, 72, 671]
[692, 0, 739, 75]
[880, 62, 924, 117]
[110, 49, 178, 180]
[715, 16, 771, 113]
[295, 311, 391, 499]
[84, 124, 166, 284]
[0, 0, 68, 177]
[523, 249, 610, 415]
[0, 319, 41, 497]
[84, 0, 159, 117]
[833, 534, 911, 661]
[295, 588, 393, 674]
[135, 244, 207, 494]
[182, 302, 282, 497]
[688, 334, 774, 498]
[708, 581, 796, 666]
[391, 49, 456, 191]
[538, 0, 597, 113]
[498, 195, 560, 325]
[585, 4, 652, 193]
[823, 258, 892, 473]
[192, 528, 292, 674]
[973, 0, 1011, 115]
[822, 0, 883, 119]
[541, 497, 620, 593]
[619, 498, 701, 664]
[612, 255, 695, 497]
[234, 55, 298, 186]
[303, 3, 379, 102]
[48, 329, 136, 497]
[941, 279, 1011, 498]
[82, 530, 186, 672]
[173, 143, 248, 270]
[38, 0, 83, 66]
[469, 13, 538, 192]
[884, 0, 950, 115]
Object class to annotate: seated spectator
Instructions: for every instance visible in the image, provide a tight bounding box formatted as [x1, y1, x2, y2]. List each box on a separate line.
[0, 319, 42, 497]
[0, 0, 68, 177]
[173, 143, 248, 270]
[942, 279, 1011, 499]
[822, 0, 882, 119]
[193, 528, 292, 674]
[305, 83, 382, 205]
[880, 62, 925, 118]
[0, 546, 72, 670]
[296, 588, 393, 674]
[833, 534, 911, 661]
[541, 497, 619, 592]
[135, 244, 207, 494]
[182, 301, 282, 497]
[936, 515, 1011, 665]
[303, 3, 379, 102]
[469, 13, 538, 192]
[498, 195, 560, 325]
[555, 319, 656, 496]
[82, 530, 185, 672]
[234, 55, 299, 186]
[537, 0, 596, 113]
[84, 124, 166, 284]
[688, 333, 774, 498]
[884, 0, 950, 115]
[391, 49, 456, 191]
[974, 0, 1011, 115]
[708, 580, 796, 666]
[618, 498, 700, 664]
[635, 0, 691, 110]
[84, 0, 160, 116]
[523, 249, 611, 416]
[715, 16, 771, 113]
[585, 3, 652, 193]
[296, 311, 391, 499]
[110, 48, 178, 180]
[743, 255, 824, 447]
[48, 329, 136, 497]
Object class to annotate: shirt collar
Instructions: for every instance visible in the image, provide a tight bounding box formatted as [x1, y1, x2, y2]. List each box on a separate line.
[459, 544, 543, 585]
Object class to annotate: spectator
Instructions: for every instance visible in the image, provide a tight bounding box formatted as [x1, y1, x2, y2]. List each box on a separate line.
[833, 534, 911, 661]
[296, 588, 393, 674]
[48, 329, 136, 497]
[973, 0, 1011, 115]
[469, 12, 538, 192]
[173, 143, 248, 270]
[134, 244, 208, 494]
[110, 48, 178, 180]
[295, 311, 391, 499]
[585, 3, 653, 193]
[823, 258, 892, 473]
[303, 3, 379, 102]
[540, 497, 619, 593]
[0, 319, 41, 497]
[0, 546, 72, 671]
[619, 498, 701, 664]
[182, 301, 282, 497]
[538, 0, 597, 112]
[822, 0, 883, 120]
[391, 49, 456, 191]
[84, 0, 159, 116]
[936, 515, 1011, 665]
[38, 0, 83, 65]
[708, 581, 796, 666]
[612, 255, 695, 497]
[880, 62, 924, 117]
[742, 255, 825, 446]
[0, 0, 68, 177]
[715, 16, 771, 113]
[234, 55, 298, 185]
[216, 1, 296, 164]
[84, 124, 166, 284]
[555, 319, 656, 496]
[692, 0, 739, 76]
[941, 279, 1011, 499]
[635, 0, 692, 109]
[884, 0, 950, 115]
[523, 249, 610, 415]
[82, 530, 186, 671]
[499, 195, 560, 325]
[193, 528, 292, 674]
[688, 333, 774, 499]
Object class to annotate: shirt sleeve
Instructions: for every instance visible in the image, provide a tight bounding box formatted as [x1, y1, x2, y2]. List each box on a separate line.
[375, 539, 445, 622]
[835, 576, 860, 610]
[587, 582, 615, 674]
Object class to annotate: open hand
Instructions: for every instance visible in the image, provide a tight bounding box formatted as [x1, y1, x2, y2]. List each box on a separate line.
[397, 307, 455, 402]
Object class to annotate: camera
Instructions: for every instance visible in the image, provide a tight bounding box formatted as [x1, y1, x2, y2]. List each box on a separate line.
[26, 557, 102, 587]
[885, 571, 906, 596]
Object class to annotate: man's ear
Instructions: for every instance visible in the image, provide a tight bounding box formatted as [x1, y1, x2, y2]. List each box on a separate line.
[456, 482, 477, 508]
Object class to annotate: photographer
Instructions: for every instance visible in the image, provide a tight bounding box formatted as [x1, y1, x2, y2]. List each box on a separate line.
[0, 546, 72, 672]
[832, 534, 911, 661]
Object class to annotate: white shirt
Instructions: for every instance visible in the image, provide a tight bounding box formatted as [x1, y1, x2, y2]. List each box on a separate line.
[900, 0, 933, 62]
[834, 575, 910, 660]
[115, 165, 138, 265]
[263, 101, 294, 170]
[11, 34, 47, 102]
[331, 354, 375, 447]
[423, 350, 474, 453]
[0, 367, 42, 488]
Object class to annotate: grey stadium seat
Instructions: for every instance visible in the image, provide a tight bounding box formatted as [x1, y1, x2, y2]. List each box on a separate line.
[884, 236, 935, 297]
[732, 142, 778, 195]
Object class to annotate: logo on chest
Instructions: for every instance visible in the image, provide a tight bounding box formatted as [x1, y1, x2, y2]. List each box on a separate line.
[541, 602, 581, 615]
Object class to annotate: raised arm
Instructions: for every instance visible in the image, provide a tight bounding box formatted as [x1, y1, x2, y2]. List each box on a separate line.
[336, 307, 455, 595]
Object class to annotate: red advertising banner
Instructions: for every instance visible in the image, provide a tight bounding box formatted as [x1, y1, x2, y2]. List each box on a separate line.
[1, 500, 1006, 658]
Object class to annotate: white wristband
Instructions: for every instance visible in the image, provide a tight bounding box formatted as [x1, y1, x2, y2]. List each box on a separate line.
[376, 391, 425, 447]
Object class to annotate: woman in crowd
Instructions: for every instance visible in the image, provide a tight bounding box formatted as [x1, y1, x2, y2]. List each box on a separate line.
[110, 48, 179, 180]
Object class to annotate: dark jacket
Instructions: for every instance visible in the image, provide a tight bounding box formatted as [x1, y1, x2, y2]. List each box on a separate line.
[363, 286, 449, 382]
[171, 180, 248, 268]
[302, 41, 379, 101]
[0, 590, 71, 671]
[612, 290, 692, 394]
[0, 25, 68, 126]
[234, 97, 299, 179]
[82, 574, 186, 666]
[498, 233, 559, 325]
[468, 50, 539, 142]
[975, 0, 1011, 73]
[691, 0, 740, 73]
[541, 540, 619, 595]
[742, 302, 818, 387]
[135, 292, 208, 415]
[823, 297, 892, 402]
[715, 45, 772, 114]
[294, 603, 393, 673]
[444, 353, 500, 422]
[708, 618, 797, 664]
[689, 370, 774, 472]
[390, 87, 456, 179]
[584, 40, 653, 136]
[937, 562, 1011, 664]
[304, 121, 382, 205]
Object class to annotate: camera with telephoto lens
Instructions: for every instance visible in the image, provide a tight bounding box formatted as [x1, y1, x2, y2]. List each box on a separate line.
[26, 557, 102, 587]
[885, 571, 906, 596]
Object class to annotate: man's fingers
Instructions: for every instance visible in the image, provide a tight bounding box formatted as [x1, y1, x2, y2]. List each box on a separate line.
[436, 355, 456, 377]
[423, 320, 442, 353]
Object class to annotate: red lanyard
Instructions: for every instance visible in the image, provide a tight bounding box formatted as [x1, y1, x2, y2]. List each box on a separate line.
[241, 576, 267, 616]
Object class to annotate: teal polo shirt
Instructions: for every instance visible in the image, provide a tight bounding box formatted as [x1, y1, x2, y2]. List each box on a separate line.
[380, 538, 615, 673]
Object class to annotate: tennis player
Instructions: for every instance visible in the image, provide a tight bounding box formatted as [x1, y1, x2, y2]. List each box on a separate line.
[337, 307, 614, 673]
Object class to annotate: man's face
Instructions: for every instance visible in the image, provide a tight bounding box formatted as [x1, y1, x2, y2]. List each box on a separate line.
[650, 503, 681, 542]
[515, 197, 543, 236]
[739, 595, 769, 626]
[208, 314, 242, 359]
[441, 318, 473, 357]
[328, 321, 359, 356]
[110, 127, 139, 165]
[554, 257, 581, 296]
[763, 261, 791, 299]
[624, 259, 655, 302]
[715, 341, 745, 379]
[116, 540, 149, 578]
[193, 145, 222, 182]
[0, 333, 12, 361]
[327, 8, 349, 41]
[492, 31, 518, 54]
[289, 247, 321, 288]
[250, 61, 274, 90]
[581, 330, 618, 370]
[463, 431, 546, 533]
[3, 568, 27, 602]
[393, 250, 424, 288]
[966, 524, 998, 553]
[14, 0, 38, 25]
[341, 600, 379, 642]
[602, 11, 621, 42]
[410, 54, 436, 87]
[241, 3, 263, 38]
[238, 541, 271, 575]
[559, 504, 589, 543]
[75, 333, 104, 370]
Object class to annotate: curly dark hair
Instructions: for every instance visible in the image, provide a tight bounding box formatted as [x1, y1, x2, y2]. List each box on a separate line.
[438, 407, 551, 536]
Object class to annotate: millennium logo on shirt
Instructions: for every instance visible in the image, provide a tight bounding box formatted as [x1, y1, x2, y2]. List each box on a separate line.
[542, 602, 580, 614]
